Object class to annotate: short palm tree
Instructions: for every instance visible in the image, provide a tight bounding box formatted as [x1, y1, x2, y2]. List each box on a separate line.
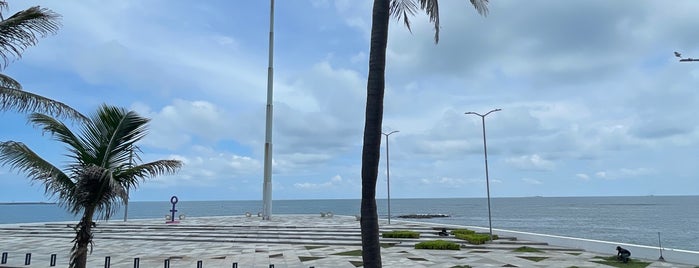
[360, 0, 488, 267]
[0, 104, 183, 268]
[0, 0, 87, 121]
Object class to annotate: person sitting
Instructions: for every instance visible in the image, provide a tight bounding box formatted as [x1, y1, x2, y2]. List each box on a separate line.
[616, 246, 631, 263]
[438, 228, 449, 236]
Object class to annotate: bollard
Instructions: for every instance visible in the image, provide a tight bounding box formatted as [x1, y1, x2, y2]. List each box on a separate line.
[134, 257, 140, 268]
[197, 260, 203, 268]
[24, 253, 31, 265]
[232, 262, 238, 268]
[104, 256, 111, 268]
[50, 254, 57, 266]
[1, 252, 7, 264]
[164, 259, 170, 268]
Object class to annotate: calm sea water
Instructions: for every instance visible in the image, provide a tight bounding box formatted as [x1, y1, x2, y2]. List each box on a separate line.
[1, 196, 697, 251]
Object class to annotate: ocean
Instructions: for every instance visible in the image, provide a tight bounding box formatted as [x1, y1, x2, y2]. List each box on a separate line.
[1, 196, 697, 252]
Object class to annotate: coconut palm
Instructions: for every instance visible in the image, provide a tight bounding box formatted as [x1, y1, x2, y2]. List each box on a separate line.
[360, 0, 488, 266]
[0, 1, 87, 121]
[0, 104, 182, 268]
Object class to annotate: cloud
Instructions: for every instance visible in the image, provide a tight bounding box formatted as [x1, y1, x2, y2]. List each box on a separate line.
[522, 178, 543, 185]
[293, 175, 345, 190]
[505, 154, 555, 171]
[576, 174, 590, 181]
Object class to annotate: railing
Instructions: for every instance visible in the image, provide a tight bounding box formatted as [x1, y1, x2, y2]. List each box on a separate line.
[0, 252, 318, 268]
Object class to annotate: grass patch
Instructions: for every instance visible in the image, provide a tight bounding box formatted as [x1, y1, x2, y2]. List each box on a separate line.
[333, 250, 363, 256]
[349, 260, 363, 267]
[454, 232, 497, 245]
[591, 256, 651, 268]
[513, 246, 542, 253]
[518, 256, 548, 262]
[382, 230, 420, 238]
[566, 252, 582, 256]
[304, 245, 326, 250]
[450, 266, 472, 268]
[415, 240, 461, 250]
[298, 256, 324, 262]
[451, 229, 476, 235]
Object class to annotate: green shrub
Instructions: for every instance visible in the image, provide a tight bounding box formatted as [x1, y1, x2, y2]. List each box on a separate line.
[382, 230, 420, 238]
[451, 229, 475, 235]
[454, 233, 495, 244]
[415, 240, 461, 250]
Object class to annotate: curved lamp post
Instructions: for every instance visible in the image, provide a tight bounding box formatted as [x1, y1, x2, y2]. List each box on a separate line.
[465, 108, 500, 241]
[382, 130, 399, 224]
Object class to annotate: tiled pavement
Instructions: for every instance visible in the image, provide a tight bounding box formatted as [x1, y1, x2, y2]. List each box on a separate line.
[0, 215, 693, 267]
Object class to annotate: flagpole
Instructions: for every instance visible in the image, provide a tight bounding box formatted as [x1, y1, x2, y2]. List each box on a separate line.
[261, 0, 275, 220]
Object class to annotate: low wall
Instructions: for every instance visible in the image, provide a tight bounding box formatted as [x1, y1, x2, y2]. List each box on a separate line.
[457, 224, 699, 266]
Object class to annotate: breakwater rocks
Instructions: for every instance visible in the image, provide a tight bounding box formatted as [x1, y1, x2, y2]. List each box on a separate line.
[397, 214, 450, 219]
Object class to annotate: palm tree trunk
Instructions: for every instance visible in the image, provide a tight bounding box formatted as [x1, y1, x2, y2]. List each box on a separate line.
[361, 0, 390, 267]
[71, 208, 95, 268]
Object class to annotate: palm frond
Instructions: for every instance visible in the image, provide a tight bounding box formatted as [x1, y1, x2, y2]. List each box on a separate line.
[416, 0, 440, 43]
[0, 5, 61, 69]
[390, 0, 418, 33]
[28, 113, 86, 159]
[0, 72, 20, 89]
[0, 141, 75, 202]
[1, 86, 88, 122]
[0, 1, 9, 20]
[469, 0, 489, 16]
[119, 160, 182, 189]
[82, 105, 149, 169]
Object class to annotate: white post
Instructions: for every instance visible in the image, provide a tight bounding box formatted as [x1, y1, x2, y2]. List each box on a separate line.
[261, 0, 275, 220]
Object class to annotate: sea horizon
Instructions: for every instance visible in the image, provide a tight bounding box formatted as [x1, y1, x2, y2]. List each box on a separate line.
[1, 195, 697, 252]
[2, 193, 697, 204]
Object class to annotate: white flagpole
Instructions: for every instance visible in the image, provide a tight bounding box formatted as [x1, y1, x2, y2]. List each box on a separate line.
[261, 0, 275, 220]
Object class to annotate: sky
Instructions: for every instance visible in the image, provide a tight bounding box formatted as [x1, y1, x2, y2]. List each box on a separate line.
[1, 0, 699, 202]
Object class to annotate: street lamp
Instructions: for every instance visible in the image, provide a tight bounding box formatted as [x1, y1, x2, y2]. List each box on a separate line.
[465, 108, 501, 241]
[382, 130, 399, 224]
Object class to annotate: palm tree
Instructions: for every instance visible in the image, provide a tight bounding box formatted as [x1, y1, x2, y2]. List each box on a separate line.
[0, 104, 182, 268]
[0, 1, 87, 121]
[360, 0, 488, 266]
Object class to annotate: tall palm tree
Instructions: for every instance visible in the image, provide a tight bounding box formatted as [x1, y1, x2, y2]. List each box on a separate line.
[360, 0, 488, 266]
[0, 0, 87, 121]
[0, 104, 182, 268]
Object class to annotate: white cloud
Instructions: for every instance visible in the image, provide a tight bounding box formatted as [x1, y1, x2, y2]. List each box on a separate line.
[576, 174, 590, 181]
[505, 154, 555, 171]
[522, 178, 543, 185]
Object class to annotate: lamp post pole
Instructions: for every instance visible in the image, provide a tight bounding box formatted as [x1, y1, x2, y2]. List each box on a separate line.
[382, 130, 399, 224]
[465, 108, 501, 241]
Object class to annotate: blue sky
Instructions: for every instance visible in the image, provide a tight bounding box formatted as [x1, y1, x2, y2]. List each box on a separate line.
[1, 0, 699, 202]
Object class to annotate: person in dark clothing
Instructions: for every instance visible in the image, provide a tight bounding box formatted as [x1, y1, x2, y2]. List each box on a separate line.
[438, 228, 449, 236]
[616, 246, 631, 263]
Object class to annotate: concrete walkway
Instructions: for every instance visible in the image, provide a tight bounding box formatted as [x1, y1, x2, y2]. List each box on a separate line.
[0, 215, 692, 267]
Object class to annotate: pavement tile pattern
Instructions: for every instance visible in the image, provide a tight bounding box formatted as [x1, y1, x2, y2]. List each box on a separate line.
[0, 215, 692, 267]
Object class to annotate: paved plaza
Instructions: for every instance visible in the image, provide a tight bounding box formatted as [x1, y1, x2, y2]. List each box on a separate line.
[0, 215, 693, 267]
